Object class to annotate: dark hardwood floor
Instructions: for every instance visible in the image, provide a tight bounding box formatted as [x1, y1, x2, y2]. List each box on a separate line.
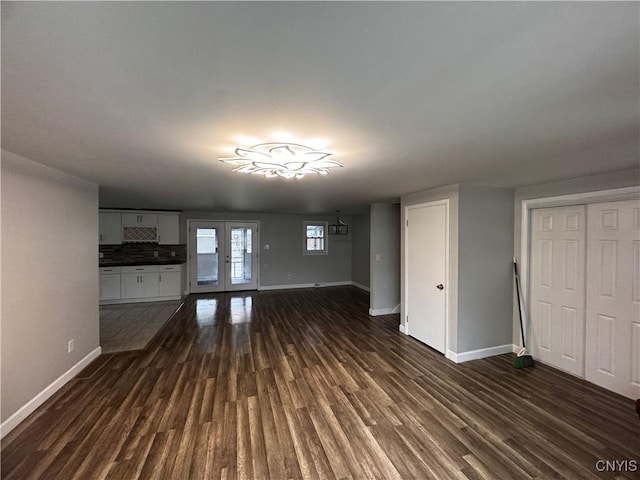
[2, 287, 638, 479]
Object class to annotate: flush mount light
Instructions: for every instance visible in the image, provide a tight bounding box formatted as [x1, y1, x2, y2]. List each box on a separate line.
[220, 142, 342, 179]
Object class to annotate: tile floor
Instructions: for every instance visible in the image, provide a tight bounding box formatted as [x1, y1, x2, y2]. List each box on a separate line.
[99, 299, 183, 353]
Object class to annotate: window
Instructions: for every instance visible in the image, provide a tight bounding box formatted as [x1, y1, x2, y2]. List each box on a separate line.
[303, 221, 328, 255]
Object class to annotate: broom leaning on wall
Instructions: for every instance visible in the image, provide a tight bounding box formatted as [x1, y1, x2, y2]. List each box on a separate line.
[513, 258, 534, 369]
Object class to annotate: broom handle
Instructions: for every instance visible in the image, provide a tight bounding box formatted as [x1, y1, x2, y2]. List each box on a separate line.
[513, 259, 527, 348]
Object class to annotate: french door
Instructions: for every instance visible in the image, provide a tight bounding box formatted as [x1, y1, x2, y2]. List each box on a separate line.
[189, 221, 259, 293]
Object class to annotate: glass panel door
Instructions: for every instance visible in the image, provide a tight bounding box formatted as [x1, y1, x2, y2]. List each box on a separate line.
[189, 220, 259, 293]
[225, 222, 258, 291]
[190, 221, 225, 292]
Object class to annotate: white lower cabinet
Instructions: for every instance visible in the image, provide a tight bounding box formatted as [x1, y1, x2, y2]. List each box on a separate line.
[99, 267, 121, 301]
[100, 264, 183, 304]
[121, 267, 159, 300]
[158, 265, 181, 297]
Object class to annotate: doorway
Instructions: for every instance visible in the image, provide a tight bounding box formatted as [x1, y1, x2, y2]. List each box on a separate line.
[404, 200, 449, 354]
[188, 221, 259, 293]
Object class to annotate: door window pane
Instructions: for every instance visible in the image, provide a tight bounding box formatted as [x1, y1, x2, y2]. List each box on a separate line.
[196, 228, 218, 285]
[230, 227, 252, 285]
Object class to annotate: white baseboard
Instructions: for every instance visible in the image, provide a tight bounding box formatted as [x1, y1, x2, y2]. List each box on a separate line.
[100, 295, 181, 305]
[351, 282, 370, 292]
[369, 307, 396, 316]
[0, 346, 102, 439]
[391, 303, 401, 314]
[398, 323, 408, 335]
[258, 281, 351, 291]
[447, 344, 514, 364]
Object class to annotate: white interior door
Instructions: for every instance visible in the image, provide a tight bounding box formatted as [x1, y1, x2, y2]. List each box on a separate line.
[190, 221, 225, 293]
[189, 221, 259, 293]
[530, 205, 586, 377]
[406, 201, 448, 354]
[585, 199, 640, 399]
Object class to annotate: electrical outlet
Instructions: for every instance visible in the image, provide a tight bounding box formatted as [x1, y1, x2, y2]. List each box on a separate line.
[68, 339, 74, 353]
[154, 251, 159, 258]
[264, 244, 270, 250]
[171, 251, 176, 257]
[376, 254, 381, 261]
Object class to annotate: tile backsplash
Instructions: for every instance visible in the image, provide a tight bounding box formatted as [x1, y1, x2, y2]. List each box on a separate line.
[99, 243, 187, 265]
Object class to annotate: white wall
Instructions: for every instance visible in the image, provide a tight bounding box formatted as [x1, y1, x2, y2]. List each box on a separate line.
[369, 204, 400, 314]
[1, 150, 100, 431]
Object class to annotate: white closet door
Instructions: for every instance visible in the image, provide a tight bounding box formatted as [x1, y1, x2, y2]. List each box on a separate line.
[530, 205, 586, 377]
[585, 200, 640, 399]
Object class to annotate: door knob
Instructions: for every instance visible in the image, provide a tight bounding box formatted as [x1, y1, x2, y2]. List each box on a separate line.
[436, 284, 444, 290]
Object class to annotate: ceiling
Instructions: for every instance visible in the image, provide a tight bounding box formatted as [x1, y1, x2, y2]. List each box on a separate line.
[2, 2, 638, 214]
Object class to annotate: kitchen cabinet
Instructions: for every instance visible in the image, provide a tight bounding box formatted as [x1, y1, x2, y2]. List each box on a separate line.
[99, 212, 122, 245]
[158, 214, 180, 245]
[99, 267, 121, 300]
[122, 213, 158, 227]
[121, 266, 159, 300]
[100, 264, 183, 304]
[158, 265, 181, 297]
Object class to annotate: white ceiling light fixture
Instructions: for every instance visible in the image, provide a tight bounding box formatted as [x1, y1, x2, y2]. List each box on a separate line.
[220, 142, 343, 179]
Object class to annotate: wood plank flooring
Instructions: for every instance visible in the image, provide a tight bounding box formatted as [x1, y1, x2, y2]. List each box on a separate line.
[2, 287, 638, 479]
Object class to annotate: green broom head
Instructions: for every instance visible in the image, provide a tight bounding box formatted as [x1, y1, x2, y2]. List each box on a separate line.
[514, 348, 535, 369]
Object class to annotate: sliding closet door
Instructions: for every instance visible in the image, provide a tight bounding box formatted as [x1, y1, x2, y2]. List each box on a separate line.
[530, 205, 586, 377]
[585, 200, 640, 399]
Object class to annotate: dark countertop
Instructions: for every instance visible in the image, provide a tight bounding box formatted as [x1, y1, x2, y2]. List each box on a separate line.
[99, 260, 186, 267]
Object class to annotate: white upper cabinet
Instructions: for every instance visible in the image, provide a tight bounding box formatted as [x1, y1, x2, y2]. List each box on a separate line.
[99, 212, 122, 244]
[122, 213, 158, 227]
[158, 214, 180, 245]
[100, 210, 181, 245]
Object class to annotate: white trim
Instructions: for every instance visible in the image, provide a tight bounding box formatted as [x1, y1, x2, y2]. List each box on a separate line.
[403, 199, 450, 353]
[519, 186, 640, 356]
[258, 281, 351, 291]
[1, 346, 102, 439]
[447, 344, 514, 363]
[369, 303, 401, 316]
[369, 307, 397, 316]
[398, 323, 408, 335]
[351, 282, 370, 292]
[99, 295, 181, 305]
[303, 221, 329, 255]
